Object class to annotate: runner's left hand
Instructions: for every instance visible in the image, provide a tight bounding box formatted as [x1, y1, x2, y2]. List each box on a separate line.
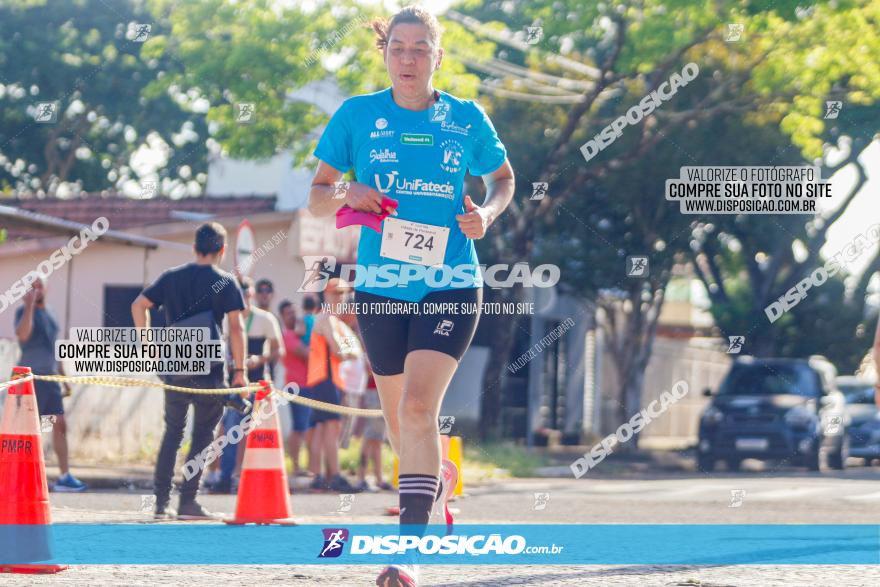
[231, 371, 248, 394]
[456, 195, 491, 239]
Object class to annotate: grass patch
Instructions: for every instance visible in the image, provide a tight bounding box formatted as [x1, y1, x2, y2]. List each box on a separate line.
[464, 441, 553, 478]
[284, 438, 554, 485]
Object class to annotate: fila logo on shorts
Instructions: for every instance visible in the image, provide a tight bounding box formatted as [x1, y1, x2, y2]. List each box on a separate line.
[434, 320, 454, 336]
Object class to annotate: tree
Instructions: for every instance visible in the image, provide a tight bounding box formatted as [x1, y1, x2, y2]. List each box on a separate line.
[690, 104, 880, 361]
[142, 0, 880, 441]
[141, 0, 495, 162]
[454, 0, 880, 438]
[0, 0, 209, 197]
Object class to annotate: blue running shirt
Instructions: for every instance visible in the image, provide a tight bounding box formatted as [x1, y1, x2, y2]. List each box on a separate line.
[314, 88, 507, 302]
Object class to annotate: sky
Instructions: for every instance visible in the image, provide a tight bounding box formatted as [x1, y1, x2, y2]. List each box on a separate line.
[820, 140, 879, 286]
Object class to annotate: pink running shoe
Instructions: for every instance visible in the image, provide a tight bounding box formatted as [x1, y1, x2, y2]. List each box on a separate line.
[376, 564, 419, 587]
[435, 458, 458, 533]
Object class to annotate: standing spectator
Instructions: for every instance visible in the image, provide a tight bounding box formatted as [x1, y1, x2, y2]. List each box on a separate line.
[254, 278, 280, 381]
[299, 294, 320, 345]
[279, 299, 312, 479]
[254, 278, 275, 313]
[305, 278, 358, 492]
[14, 276, 87, 492]
[215, 276, 283, 493]
[131, 222, 247, 519]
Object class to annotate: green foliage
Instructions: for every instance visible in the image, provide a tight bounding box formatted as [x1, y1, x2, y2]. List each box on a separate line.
[459, 1, 880, 384]
[464, 441, 552, 477]
[777, 278, 872, 373]
[461, 0, 880, 159]
[145, 0, 495, 165]
[0, 0, 209, 195]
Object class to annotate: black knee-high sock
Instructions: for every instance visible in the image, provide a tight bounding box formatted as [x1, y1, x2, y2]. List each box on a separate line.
[399, 474, 439, 529]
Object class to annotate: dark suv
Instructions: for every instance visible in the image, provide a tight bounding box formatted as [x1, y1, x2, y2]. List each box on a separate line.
[697, 356, 848, 472]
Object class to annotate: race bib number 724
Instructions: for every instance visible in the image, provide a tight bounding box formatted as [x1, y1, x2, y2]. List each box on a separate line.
[380, 217, 449, 266]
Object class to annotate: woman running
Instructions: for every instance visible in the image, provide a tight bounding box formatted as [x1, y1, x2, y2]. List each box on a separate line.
[309, 6, 515, 586]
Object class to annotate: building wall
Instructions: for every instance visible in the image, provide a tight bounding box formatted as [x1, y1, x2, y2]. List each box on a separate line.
[598, 336, 732, 448]
[527, 293, 595, 442]
[0, 217, 303, 339]
[440, 345, 490, 436]
[0, 215, 309, 460]
[205, 77, 348, 211]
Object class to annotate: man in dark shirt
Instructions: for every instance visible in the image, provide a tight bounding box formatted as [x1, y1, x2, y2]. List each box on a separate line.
[131, 222, 247, 520]
[14, 277, 87, 492]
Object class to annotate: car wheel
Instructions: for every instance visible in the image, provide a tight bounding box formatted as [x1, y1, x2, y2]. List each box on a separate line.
[725, 458, 742, 472]
[697, 454, 716, 472]
[828, 436, 848, 470]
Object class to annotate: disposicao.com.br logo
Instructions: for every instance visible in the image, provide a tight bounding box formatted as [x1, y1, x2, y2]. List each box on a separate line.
[299, 256, 560, 292]
[319, 528, 563, 557]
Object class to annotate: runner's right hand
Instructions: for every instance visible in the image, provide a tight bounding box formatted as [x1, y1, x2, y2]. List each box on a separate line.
[344, 182, 387, 214]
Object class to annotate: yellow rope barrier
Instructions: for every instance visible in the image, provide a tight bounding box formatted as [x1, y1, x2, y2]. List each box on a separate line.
[275, 387, 383, 418]
[34, 373, 258, 395]
[0, 373, 384, 418]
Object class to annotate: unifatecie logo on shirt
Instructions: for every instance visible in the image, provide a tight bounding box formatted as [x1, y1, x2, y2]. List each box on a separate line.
[373, 171, 454, 200]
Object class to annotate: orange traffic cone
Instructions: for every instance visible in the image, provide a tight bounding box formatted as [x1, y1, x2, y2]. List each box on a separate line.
[225, 380, 296, 525]
[385, 456, 400, 515]
[0, 367, 67, 574]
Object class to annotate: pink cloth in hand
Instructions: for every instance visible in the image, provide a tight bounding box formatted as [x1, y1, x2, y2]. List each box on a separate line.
[335, 196, 399, 233]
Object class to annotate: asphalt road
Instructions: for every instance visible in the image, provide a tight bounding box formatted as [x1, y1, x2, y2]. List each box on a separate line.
[2, 470, 878, 586]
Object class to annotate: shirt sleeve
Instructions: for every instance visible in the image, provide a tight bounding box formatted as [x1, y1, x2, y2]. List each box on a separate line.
[467, 101, 507, 177]
[313, 100, 353, 173]
[267, 314, 284, 356]
[219, 277, 246, 315]
[268, 313, 283, 345]
[141, 271, 167, 306]
[303, 314, 315, 345]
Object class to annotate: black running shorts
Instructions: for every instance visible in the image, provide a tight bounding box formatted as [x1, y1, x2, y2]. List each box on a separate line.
[354, 288, 483, 376]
